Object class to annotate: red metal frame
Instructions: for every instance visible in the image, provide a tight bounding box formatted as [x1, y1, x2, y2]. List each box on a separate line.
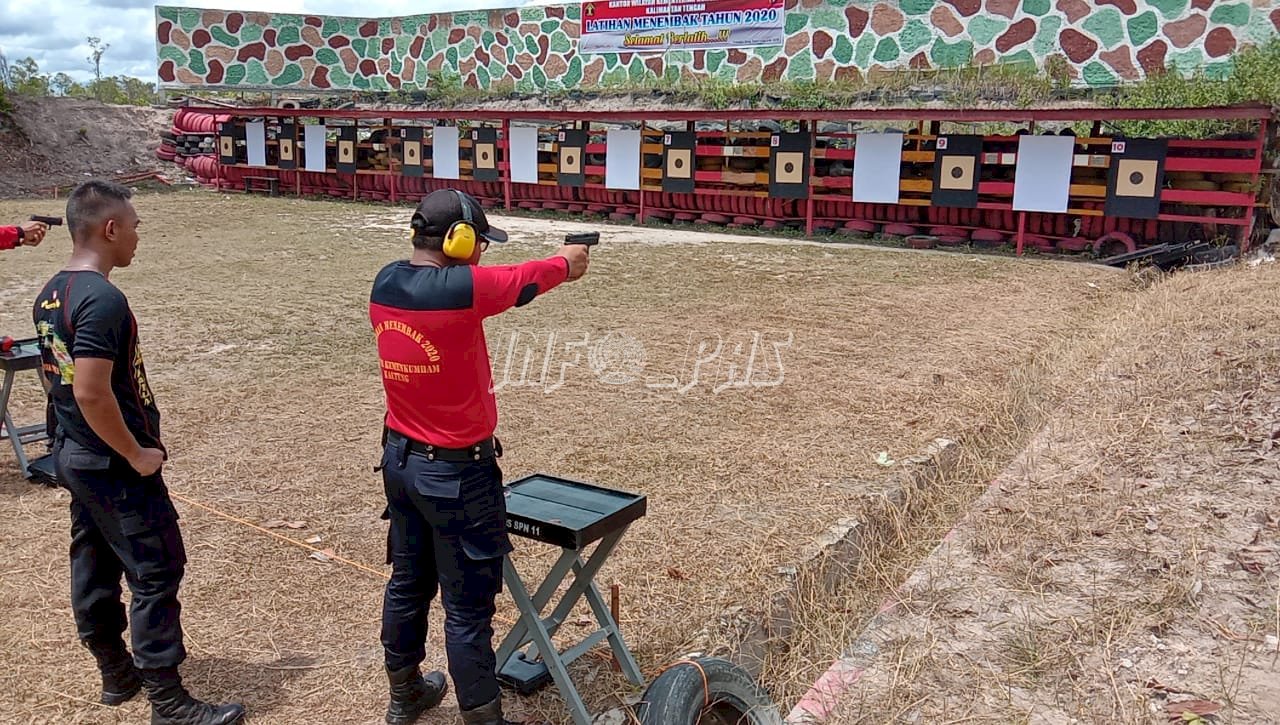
[186, 103, 1271, 254]
[805, 120, 816, 237]
[183, 103, 1270, 124]
[1015, 212, 1026, 256]
[1242, 115, 1269, 252]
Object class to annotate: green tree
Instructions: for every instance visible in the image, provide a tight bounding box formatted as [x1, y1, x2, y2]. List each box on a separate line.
[0, 50, 10, 115]
[86, 36, 109, 83]
[49, 72, 76, 96]
[87, 78, 123, 104]
[9, 56, 49, 96]
[115, 75, 157, 105]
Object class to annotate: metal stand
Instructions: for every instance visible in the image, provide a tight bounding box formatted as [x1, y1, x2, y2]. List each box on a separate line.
[497, 474, 647, 725]
[0, 338, 56, 484]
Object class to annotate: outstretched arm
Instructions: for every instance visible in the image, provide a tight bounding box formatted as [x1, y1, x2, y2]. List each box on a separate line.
[472, 245, 589, 318]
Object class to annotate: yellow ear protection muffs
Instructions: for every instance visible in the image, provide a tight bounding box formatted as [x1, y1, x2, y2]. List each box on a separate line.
[441, 189, 478, 260]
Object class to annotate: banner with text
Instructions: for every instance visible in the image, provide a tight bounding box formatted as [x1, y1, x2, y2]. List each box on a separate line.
[580, 0, 785, 54]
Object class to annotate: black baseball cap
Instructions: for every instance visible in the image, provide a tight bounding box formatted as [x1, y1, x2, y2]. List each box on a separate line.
[410, 189, 508, 243]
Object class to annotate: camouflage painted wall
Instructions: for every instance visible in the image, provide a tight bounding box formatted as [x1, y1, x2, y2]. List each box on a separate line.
[154, 1, 1280, 92]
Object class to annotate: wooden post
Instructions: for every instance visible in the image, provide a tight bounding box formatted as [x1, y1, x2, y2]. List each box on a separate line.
[502, 117, 513, 212]
[638, 124, 646, 225]
[387, 117, 397, 204]
[1016, 210, 1026, 256]
[1241, 115, 1268, 253]
[352, 118, 359, 202]
[805, 120, 815, 237]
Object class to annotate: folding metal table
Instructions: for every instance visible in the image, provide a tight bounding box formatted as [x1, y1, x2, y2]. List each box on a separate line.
[0, 336, 56, 484]
[498, 473, 647, 725]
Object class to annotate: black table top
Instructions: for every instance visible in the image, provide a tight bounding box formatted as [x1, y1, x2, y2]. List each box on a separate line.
[0, 337, 42, 373]
[505, 473, 646, 551]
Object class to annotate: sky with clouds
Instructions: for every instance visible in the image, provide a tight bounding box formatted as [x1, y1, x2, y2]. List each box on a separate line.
[0, 0, 552, 84]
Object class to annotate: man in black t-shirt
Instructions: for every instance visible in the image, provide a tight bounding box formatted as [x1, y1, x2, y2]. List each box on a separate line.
[32, 180, 244, 725]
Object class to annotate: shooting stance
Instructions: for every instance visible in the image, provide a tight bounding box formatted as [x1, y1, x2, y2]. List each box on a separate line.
[32, 180, 244, 725]
[2, 217, 56, 249]
[369, 188, 590, 724]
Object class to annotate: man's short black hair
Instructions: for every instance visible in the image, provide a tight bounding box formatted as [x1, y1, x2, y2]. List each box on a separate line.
[412, 237, 445, 251]
[66, 180, 133, 241]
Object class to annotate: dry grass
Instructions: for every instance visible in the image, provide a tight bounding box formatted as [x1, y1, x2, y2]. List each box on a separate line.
[0, 191, 1127, 723]
[825, 263, 1280, 723]
[755, 267, 1130, 710]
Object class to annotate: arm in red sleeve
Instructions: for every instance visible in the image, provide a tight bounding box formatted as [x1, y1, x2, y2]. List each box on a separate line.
[0, 226, 18, 251]
[472, 256, 571, 318]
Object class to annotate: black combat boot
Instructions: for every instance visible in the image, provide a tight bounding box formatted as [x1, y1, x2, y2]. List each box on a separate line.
[141, 667, 245, 725]
[460, 695, 521, 725]
[84, 639, 142, 706]
[385, 665, 448, 724]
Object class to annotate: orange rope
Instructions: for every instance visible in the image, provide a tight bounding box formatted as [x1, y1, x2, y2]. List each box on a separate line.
[171, 492, 393, 580]
[654, 659, 710, 709]
[170, 491, 517, 626]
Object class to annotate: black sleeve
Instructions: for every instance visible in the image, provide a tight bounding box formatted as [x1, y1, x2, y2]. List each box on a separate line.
[71, 286, 130, 360]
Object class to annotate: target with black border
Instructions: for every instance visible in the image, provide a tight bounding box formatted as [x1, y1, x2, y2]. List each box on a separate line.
[930, 134, 983, 208]
[276, 123, 297, 170]
[1104, 137, 1166, 220]
[557, 129, 586, 187]
[769, 133, 809, 199]
[336, 125, 357, 175]
[218, 122, 240, 165]
[662, 131, 695, 194]
[471, 127, 499, 182]
[399, 127, 424, 178]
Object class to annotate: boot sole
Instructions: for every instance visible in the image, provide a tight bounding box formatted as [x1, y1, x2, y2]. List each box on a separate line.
[151, 709, 246, 725]
[385, 683, 448, 725]
[102, 681, 143, 706]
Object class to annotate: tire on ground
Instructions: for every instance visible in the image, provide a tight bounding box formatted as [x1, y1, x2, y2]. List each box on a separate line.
[635, 657, 782, 725]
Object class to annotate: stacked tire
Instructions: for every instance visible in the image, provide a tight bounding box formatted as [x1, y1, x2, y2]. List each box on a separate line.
[158, 108, 230, 188]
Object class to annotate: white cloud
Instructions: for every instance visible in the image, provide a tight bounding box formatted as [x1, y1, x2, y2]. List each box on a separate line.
[0, 0, 551, 84]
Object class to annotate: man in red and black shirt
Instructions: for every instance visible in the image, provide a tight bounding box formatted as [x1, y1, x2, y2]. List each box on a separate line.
[33, 180, 244, 725]
[1, 219, 49, 249]
[370, 189, 589, 725]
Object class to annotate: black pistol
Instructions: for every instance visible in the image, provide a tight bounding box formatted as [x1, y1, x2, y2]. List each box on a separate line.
[564, 231, 599, 247]
[30, 215, 63, 227]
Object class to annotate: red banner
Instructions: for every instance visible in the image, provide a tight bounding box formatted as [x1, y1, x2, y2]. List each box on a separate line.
[580, 0, 786, 53]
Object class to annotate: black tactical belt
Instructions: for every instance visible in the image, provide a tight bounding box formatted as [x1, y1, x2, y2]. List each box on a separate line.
[386, 429, 501, 461]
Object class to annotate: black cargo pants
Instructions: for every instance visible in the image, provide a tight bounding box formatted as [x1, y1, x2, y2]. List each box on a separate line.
[55, 437, 188, 669]
[378, 433, 512, 711]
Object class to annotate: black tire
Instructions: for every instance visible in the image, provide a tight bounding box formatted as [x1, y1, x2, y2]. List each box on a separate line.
[635, 657, 782, 725]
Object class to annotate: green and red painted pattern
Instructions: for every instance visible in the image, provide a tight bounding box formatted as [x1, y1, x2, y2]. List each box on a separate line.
[154, 1, 1280, 92]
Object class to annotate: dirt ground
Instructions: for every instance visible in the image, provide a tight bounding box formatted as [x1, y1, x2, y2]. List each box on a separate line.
[0, 97, 172, 197]
[0, 190, 1134, 723]
[828, 263, 1280, 724]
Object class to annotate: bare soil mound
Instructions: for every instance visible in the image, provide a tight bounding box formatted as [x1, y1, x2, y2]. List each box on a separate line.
[0, 97, 172, 198]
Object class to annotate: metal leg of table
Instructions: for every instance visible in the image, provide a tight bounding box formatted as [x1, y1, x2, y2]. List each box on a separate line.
[495, 526, 644, 723]
[500, 529, 625, 661]
[495, 548, 580, 668]
[572, 559, 644, 686]
[500, 556, 594, 725]
[0, 370, 31, 476]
